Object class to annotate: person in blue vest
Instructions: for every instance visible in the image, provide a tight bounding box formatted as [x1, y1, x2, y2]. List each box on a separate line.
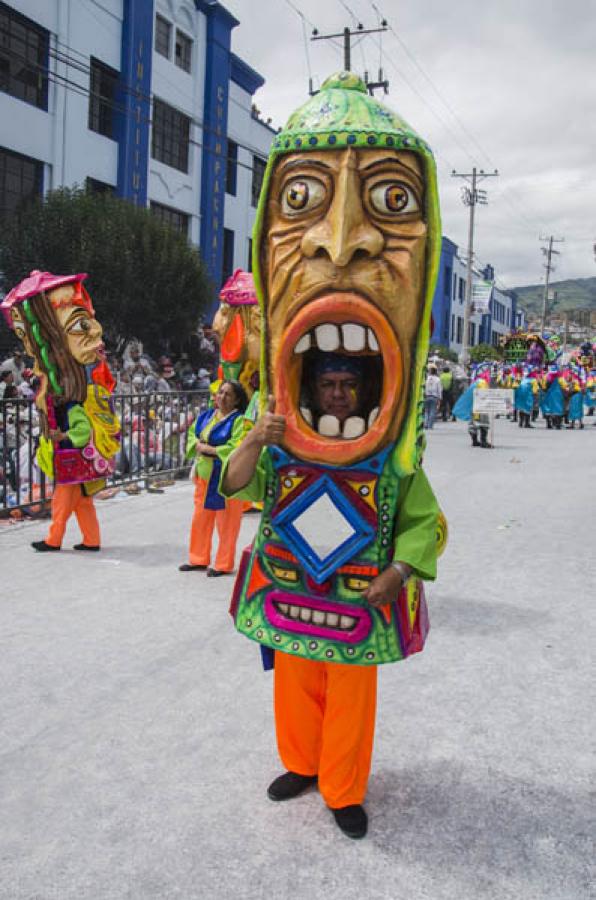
[540, 365, 565, 429]
[565, 367, 585, 430]
[179, 380, 250, 576]
[515, 368, 537, 428]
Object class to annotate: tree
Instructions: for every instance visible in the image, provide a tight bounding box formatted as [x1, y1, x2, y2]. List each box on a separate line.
[0, 187, 213, 355]
[428, 343, 458, 363]
[469, 342, 503, 363]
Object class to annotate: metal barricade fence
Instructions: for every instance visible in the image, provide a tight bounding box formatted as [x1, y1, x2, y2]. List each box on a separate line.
[0, 390, 210, 514]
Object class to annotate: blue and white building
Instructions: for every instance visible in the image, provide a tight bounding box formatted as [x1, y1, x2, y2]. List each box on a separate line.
[430, 236, 526, 355]
[0, 0, 275, 314]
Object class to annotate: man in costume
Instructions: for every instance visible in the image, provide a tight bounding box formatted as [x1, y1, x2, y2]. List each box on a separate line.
[1, 271, 120, 551]
[220, 72, 442, 839]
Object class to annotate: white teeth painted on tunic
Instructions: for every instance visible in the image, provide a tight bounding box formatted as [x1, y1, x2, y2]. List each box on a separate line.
[341, 323, 366, 352]
[300, 406, 313, 425]
[318, 415, 341, 437]
[315, 324, 340, 351]
[342, 416, 366, 439]
[368, 407, 380, 427]
[273, 603, 358, 631]
[367, 328, 379, 351]
[294, 333, 311, 354]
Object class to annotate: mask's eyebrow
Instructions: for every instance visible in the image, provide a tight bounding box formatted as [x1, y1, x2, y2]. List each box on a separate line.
[359, 156, 424, 187]
[277, 157, 334, 177]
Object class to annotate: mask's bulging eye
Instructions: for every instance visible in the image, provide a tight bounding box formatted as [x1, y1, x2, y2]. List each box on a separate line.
[282, 177, 326, 215]
[68, 317, 92, 334]
[370, 181, 418, 215]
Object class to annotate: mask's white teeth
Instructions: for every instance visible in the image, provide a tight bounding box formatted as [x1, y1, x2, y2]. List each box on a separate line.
[342, 416, 366, 439]
[312, 610, 326, 625]
[278, 602, 289, 614]
[299, 608, 311, 622]
[367, 328, 379, 352]
[289, 606, 300, 619]
[326, 612, 339, 627]
[294, 333, 311, 354]
[341, 323, 366, 352]
[315, 324, 340, 352]
[318, 415, 341, 437]
[300, 406, 313, 425]
[368, 407, 380, 428]
[340, 615, 356, 630]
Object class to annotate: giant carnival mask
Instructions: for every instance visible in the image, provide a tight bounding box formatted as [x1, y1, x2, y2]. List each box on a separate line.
[212, 269, 261, 397]
[230, 73, 442, 666]
[1, 270, 119, 488]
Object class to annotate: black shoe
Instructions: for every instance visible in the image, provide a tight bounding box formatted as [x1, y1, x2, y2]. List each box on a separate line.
[332, 804, 368, 839]
[73, 543, 100, 552]
[179, 563, 207, 571]
[267, 771, 317, 801]
[206, 567, 229, 577]
[31, 540, 60, 552]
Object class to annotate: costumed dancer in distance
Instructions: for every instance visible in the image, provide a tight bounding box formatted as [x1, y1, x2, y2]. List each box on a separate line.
[179, 379, 250, 576]
[453, 364, 493, 447]
[219, 72, 444, 839]
[0, 271, 120, 552]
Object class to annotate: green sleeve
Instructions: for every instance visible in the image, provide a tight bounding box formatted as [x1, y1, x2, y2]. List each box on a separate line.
[393, 468, 439, 581]
[66, 405, 92, 448]
[218, 444, 268, 503]
[185, 417, 198, 460]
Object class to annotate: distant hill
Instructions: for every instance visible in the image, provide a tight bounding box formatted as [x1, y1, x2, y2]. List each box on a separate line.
[510, 276, 596, 317]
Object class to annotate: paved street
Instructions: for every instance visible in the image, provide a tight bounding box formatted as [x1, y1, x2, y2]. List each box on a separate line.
[1, 420, 594, 900]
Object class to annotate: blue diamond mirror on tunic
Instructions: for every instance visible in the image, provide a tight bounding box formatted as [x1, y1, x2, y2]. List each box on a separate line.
[271, 473, 375, 583]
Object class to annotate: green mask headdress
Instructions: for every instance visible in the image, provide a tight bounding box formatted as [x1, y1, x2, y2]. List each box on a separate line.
[252, 71, 441, 473]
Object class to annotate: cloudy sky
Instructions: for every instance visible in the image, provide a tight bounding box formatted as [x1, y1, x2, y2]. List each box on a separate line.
[223, 0, 595, 291]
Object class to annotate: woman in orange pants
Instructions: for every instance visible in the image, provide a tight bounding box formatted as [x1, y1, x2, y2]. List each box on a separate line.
[179, 380, 249, 577]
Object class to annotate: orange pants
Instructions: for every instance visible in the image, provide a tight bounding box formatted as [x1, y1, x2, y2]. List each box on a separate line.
[45, 484, 100, 548]
[188, 477, 243, 571]
[274, 651, 377, 808]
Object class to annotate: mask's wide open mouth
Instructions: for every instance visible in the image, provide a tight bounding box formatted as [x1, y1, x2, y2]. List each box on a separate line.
[274, 293, 403, 465]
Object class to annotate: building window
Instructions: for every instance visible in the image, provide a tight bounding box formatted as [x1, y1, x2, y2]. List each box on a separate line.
[450, 313, 455, 342]
[456, 316, 463, 344]
[155, 15, 171, 58]
[86, 177, 114, 195]
[444, 266, 452, 297]
[226, 139, 237, 196]
[175, 29, 192, 72]
[251, 155, 266, 207]
[0, 146, 42, 218]
[470, 322, 476, 346]
[0, 2, 49, 110]
[458, 277, 465, 302]
[150, 201, 189, 237]
[222, 228, 235, 285]
[247, 238, 253, 272]
[88, 58, 119, 140]
[152, 98, 190, 172]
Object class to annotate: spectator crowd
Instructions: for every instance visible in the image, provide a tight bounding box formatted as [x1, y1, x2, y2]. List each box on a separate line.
[0, 330, 220, 512]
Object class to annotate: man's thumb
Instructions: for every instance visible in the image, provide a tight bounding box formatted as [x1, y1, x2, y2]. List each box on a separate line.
[266, 394, 276, 413]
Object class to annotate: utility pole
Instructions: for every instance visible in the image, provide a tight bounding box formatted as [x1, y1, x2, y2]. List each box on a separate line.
[539, 235, 564, 334]
[311, 21, 387, 73]
[451, 167, 499, 365]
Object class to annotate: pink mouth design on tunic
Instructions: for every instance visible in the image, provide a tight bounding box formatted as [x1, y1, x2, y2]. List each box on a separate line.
[264, 590, 372, 644]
